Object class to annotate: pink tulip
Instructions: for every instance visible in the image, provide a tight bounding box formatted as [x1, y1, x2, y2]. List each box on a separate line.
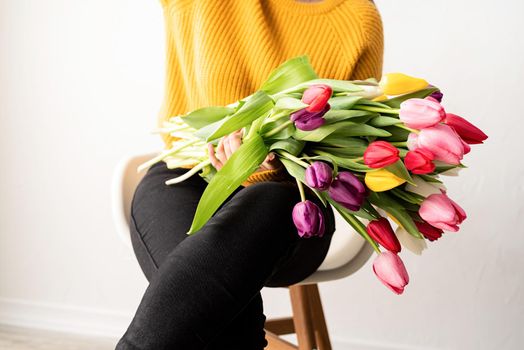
[399, 98, 446, 129]
[409, 124, 466, 165]
[445, 113, 488, 144]
[301, 84, 333, 113]
[372, 251, 410, 295]
[419, 193, 467, 232]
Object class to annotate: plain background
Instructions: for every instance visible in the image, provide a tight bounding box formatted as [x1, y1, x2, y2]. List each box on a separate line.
[1, 0, 522, 349]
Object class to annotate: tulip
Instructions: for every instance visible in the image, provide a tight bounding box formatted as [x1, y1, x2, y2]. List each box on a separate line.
[366, 217, 401, 253]
[290, 103, 329, 131]
[301, 84, 333, 112]
[363, 141, 400, 168]
[305, 161, 333, 191]
[428, 89, 443, 102]
[445, 113, 488, 144]
[396, 226, 427, 255]
[379, 72, 429, 96]
[405, 176, 446, 197]
[327, 171, 366, 211]
[292, 200, 325, 238]
[414, 220, 443, 241]
[365, 168, 406, 192]
[372, 251, 410, 295]
[409, 124, 466, 165]
[404, 149, 435, 174]
[419, 193, 466, 232]
[399, 98, 446, 129]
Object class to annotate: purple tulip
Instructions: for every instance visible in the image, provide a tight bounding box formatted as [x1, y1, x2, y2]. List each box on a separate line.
[327, 171, 366, 211]
[429, 90, 443, 102]
[305, 161, 333, 191]
[290, 103, 330, 131]
[292, 200, 325, 238]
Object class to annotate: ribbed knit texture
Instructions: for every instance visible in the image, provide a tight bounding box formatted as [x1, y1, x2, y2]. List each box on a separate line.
[156, 0, 384, 184]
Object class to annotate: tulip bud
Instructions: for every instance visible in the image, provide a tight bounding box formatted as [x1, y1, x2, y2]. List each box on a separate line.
[327, 171, 366, 211]
[399, 98, 446, 129]
[364, 168, 406, 192]
[419, 193, 466, 232]
[428, 90, 443, 102]
[363, 141, 400, 168]
[372, 251, 410, 295]
[305, 161, 333, 191]
[292, 200, 325, 238]
[404, 149, 435, 174]
[379, 72, 429, 96]
[414, 220, 443, 241]
[366, 217, 402, 253]
[290, 103, 330, 131]
[302, 84, 333, 112]
[413, 124, 467, 165]
[445, 113, 488, 144]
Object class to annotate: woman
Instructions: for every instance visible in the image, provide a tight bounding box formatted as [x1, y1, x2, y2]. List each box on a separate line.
[116, 0, 383, 348]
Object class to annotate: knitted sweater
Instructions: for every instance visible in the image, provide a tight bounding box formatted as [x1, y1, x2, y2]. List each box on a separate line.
[156, 0, 384, 186]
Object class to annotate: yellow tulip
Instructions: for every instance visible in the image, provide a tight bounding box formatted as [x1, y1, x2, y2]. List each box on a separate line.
[372, 94, 388, 102]
[379, 73, 429, 96]
[365, 168, 406, 192]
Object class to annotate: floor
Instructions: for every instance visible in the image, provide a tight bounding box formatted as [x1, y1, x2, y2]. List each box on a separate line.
[0, 324, 117, 350]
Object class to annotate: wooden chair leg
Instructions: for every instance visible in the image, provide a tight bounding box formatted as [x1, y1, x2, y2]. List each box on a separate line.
[304, 284, 332, 350]
[289, 285, 316, 350]
[264, 283, 332, 350]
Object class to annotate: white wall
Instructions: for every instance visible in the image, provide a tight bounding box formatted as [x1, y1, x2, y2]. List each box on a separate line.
[1, 0, 523, 349]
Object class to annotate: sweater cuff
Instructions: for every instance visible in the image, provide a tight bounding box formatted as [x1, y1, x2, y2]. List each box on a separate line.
[241, 162, 290, 187]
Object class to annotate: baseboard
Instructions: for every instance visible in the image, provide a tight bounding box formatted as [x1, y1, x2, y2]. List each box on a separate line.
[0, 297, 432, 349]
[0, 297, 129, 340]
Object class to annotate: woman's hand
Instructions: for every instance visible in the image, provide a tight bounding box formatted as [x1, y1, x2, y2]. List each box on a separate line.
[207, 128, 282, 172]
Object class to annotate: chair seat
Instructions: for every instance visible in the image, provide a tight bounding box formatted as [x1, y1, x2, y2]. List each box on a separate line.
[111, 152, 373, 286]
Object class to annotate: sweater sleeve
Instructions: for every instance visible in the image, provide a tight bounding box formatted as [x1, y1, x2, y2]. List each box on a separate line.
[240, 162, 291, 187]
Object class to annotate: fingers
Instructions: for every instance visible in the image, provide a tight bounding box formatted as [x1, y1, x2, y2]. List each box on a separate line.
[207, 143, 222, 170]
[228, 129, 243, 154]
[215, 137, 227, 165]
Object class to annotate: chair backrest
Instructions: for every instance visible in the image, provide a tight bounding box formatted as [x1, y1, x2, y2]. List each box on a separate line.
[111, 153, 373, 284]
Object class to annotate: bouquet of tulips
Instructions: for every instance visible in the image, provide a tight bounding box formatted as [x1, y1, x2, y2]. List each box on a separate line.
[138, 55, 487, 294]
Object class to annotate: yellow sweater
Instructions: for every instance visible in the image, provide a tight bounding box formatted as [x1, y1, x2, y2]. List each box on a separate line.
[156, 0, 383, 185]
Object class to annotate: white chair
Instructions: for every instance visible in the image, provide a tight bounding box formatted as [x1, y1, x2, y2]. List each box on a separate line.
[111, 152, 373, 350]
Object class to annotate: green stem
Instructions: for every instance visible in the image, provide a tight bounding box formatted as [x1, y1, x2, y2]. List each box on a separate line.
[354, 105, 400, 114]
[137, 138, 202, 172]
[390, 141, 408, 147]
[165, 159, 211, 185]
[296, 177, 306, 202]
[277, 150, 310, 168]
[262, 120, 293, 138]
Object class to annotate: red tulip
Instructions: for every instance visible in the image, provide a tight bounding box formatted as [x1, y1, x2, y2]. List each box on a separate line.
[302, 84, 333, 113]
[419, 193, 466, 232]
[414, 220, 444, 241]
[445, 113, 488, 144]
[366, 217, 401, 253]
[373, 251, 410, 295]
[363, 141, 400, 168]
[404, 149, 435, 174]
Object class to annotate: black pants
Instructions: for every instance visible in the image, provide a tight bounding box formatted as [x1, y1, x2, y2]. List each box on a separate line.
[115, 161, 336, 350]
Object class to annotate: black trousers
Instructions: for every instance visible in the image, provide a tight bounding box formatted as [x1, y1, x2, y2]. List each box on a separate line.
[115, 161, 336, 350]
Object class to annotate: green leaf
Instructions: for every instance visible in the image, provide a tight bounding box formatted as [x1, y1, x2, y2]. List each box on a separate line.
[382, 87, 439, 108]
[311, 145, 367, 158]
[260, 55, 318, 95]
[383, 125, 410, 142]
[197, 90, 274, 142]
[294, 121, 391, 142]
[179, 106, 235, 129]
[311, 150, 373, 172]
[186, 134, 268, 235]
[368, 116, 401, 127]
[323, 110, 376, 124]
[273, 96, 308, 111]
[327, 96, 363, 109]
[367, 191, 423, 238]
[385, 160, 415, 185]
[390, 188, 425, 205]
[268, 138, 305, 156]
[318, 134, 368, 148]
[260, 118, 295, 140]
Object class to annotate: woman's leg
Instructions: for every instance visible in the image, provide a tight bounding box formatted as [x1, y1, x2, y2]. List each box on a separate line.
[116, 162, 335, 349]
